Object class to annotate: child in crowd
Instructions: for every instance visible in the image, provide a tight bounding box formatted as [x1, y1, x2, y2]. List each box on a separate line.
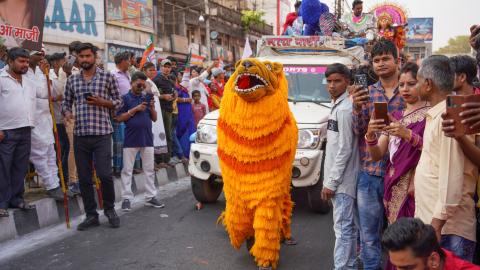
[208, 82, 221, 111]
[192, 90, 207, 127]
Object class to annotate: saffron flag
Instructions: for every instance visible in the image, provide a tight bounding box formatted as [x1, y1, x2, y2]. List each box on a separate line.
[139, 35, 155, 69]
[185, 49, 192, 68]
[242, 37, 253, 59]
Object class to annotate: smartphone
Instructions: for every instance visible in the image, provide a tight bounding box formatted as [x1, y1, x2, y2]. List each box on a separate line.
[354, 74, 368, 89]
[67, 55, 76, 65]
[83, 92, 93, 100]
[446, 95, 480, 135]
[146, 93, 153, 104]
[374, 102, 390, 125]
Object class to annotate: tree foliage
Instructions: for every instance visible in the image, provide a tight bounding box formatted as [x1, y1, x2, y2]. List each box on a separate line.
[241, 10, 266, 32]
[435, 35, 471, 54]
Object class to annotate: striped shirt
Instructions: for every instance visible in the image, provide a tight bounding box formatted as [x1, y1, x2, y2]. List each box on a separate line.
[63, 68, 122, 136]
[352, 81, 405, 177]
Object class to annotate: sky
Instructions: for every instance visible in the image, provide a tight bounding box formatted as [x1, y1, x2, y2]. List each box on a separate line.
[290, 0, 479, 50]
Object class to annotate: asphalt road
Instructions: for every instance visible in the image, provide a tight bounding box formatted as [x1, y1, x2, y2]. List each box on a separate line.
[3, 183, 335, 270]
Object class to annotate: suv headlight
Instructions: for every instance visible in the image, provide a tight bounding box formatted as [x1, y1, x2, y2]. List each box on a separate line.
[196, 124, 217, 144]
[297, 129, 321, 149]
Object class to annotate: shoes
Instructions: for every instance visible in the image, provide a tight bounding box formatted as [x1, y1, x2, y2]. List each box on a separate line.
[46, 187, 67, 201]
[154, 163, 169, 170]
[282, 236, 298, 246]
[145, 198, 165, 208]
[121, 199, 131, 212]
[0, 208, 9, 217]
[68, 183, 81, 195]
[77, 216, 100, 231]
[170, 156, 181, 164]
[9, 201, 35, 210]
[104, 209, 120, 228]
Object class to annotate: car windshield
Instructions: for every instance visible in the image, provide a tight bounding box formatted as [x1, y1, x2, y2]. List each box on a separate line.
[284, 66, 331, 103]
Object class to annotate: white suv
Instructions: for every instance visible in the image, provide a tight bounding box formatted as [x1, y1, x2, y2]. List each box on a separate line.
[189, 36, 362, 213]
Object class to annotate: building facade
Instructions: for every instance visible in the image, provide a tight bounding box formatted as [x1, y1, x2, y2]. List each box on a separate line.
[42, 0, 274, 67]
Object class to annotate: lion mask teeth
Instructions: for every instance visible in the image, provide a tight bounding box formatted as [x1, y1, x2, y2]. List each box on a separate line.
[234, 73, 268, 94]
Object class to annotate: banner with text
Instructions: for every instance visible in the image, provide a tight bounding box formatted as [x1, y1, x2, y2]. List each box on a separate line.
[44, 0, 105, 46]
[106, 0, 154, 33]
[0, 0, 46, 51]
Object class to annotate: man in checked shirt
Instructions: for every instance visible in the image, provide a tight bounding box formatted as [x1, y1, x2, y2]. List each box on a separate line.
[63, 43, 122, 231]
[350, 40, 405, 269]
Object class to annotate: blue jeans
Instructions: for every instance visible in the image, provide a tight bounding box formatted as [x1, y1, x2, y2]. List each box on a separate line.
[441, 234, 476, 262]
[332, 193, 357, 270]
[357, 171, 384, 270]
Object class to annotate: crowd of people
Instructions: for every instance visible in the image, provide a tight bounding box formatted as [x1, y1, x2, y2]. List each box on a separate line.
[321, 33, 480, 268]
[0, 40, 230, 229]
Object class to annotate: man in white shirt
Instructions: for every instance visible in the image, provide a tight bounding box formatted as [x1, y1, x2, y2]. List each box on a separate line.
[0, 48, 46, 217]
[27, 49, 71, 201]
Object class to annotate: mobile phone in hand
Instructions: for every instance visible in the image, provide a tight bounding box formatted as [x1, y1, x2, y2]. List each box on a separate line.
[83, 92, 93, 100]
[67, 55, 76, 65]
[374, 102, 390, 125]
[354, 74, 368, 89]
[446, 95, 480, 135]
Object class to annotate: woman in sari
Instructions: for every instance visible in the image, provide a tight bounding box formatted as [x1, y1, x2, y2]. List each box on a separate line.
[176, 71, 196, 159]
[366, 62, 429, 225]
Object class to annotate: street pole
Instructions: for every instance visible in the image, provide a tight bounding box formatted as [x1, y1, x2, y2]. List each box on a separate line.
[204, 0, 211, 61]
[276, 0, 280, 35]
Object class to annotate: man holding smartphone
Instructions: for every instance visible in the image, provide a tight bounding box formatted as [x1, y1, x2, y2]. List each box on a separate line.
[116, 72, 164, 211]
[414, 55, 477, 262]
[350, 40, 405, 269]
[63, 43, 122, 231]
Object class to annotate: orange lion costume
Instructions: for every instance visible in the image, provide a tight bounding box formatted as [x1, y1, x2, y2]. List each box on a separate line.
[217, 58, 298, 269]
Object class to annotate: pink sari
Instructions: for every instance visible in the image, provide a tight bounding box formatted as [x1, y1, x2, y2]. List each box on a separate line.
[384, 107, 430, 224]
[384, 107, 429, 270]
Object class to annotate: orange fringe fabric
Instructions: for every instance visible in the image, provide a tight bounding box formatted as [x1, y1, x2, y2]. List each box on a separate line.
[217, 117, 290, 148]
[217, 58, 298, 269]
[218, 149, 292, 174]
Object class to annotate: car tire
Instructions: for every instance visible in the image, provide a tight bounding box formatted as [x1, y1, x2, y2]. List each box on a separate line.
[307, 181, 330, 214]
[191, 175, 223, 203]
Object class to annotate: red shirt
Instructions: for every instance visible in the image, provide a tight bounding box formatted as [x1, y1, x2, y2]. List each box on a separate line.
[192, 102, 207, 127]
[474, 87, 480, 95]
[443, 249, 480, 269]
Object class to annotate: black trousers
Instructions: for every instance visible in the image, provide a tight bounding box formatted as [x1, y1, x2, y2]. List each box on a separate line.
[56, 124, 70, 183]
[0, 127, 31, 209]
[74, 134, 115, 217]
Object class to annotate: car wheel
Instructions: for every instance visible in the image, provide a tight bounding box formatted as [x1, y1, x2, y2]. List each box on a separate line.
[191, 175, 223, 203]
[307, 181, 330, 214]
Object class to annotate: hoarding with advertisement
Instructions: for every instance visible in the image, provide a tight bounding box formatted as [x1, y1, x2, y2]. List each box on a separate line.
[107, 43, 143, 64]
[44, 0, 105, 47]
[106, 0, 154, 33]
[0, 0, 46, 51]
[407, 18, 433, 43]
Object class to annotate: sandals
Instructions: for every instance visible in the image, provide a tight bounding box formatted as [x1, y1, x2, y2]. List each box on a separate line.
[13, 201, 35, 210]
[0, 208, 8, 217]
